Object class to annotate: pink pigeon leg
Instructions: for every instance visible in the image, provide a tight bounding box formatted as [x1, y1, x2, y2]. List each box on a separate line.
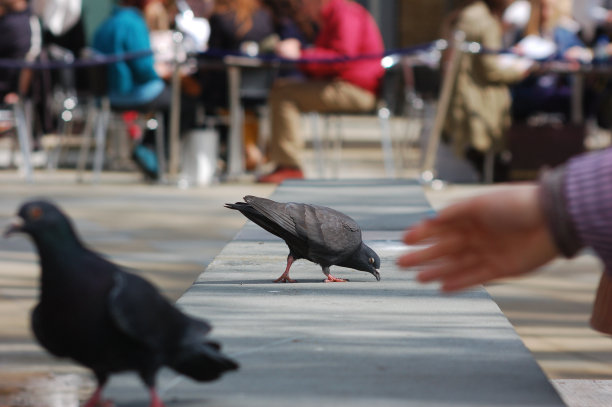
[274, 255, 297, 283]
[149, 388, 166, 407]
[322, 266, 348, 283]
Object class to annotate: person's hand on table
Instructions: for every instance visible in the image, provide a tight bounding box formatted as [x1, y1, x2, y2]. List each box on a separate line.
[396, 185, 560, 292]
[275, 38, 302, 60]
[3, 92, 19, 105]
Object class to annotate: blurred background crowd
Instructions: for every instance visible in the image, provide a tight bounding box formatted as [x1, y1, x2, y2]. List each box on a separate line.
[1, 0, 612, 185]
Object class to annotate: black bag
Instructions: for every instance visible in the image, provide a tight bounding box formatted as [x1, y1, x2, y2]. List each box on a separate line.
[507, 116, 586, 180]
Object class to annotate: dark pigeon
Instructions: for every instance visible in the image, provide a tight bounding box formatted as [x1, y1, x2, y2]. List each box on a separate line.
[225, 195, 381, 283]
[4, 200, 238, 407]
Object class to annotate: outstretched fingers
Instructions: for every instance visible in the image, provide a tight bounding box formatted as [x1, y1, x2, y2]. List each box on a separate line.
[397, 231, 466, 268]
[416, 253, 479, 284]
[439, 265, 501, 292]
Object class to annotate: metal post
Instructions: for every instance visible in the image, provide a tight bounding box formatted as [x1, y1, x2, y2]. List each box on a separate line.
[571, 72, 583, 125]
[168, 31, 183, 179]
[13, 101, 33, 182]
[227, 64, 244, 177]
[420, 31, 465, 183]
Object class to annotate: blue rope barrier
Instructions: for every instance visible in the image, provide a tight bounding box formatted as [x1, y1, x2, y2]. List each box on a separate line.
[197, 41, 444, 64]
[0, 38, 599, 70]
[0, 41, 444, 71]
[0, 49, 154, 70]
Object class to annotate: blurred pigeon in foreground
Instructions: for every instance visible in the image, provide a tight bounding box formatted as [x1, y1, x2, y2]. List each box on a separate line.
[5, 200, 238, 407]
[225, 195, 380, 283]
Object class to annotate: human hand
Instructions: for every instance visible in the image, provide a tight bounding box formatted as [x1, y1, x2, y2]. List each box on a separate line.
[396, 185, 560, 292]
[275, 38, 302, 60]
[3, 92, 19, 104]
[563, 46, 593, 64]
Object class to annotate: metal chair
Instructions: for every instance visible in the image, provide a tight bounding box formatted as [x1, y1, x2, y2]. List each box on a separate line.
[308, 56, 406, 179]
[76, 51, 167, 183]
[0, 101, 33, 182]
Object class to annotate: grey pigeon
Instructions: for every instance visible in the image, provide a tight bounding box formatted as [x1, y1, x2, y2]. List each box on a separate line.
[4, 199, 238, 407]
[225, 195, 380, 283]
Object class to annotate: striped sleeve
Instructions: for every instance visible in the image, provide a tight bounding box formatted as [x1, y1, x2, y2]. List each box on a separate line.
[565, 148, 612, 270]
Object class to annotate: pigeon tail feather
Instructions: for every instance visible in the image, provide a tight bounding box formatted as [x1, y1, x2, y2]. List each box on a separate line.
[168, 341, 239, 382]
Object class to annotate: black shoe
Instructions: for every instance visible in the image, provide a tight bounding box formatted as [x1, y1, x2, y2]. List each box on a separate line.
[131, 144, 159, 180]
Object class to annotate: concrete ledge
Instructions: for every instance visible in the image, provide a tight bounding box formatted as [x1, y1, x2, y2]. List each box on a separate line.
[107, 179, 565, 406]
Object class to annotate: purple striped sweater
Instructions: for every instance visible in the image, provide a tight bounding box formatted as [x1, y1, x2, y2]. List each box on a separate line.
[540, 147, 612, 272]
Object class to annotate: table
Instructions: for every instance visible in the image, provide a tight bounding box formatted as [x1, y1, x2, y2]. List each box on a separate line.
[224, 55, 283, 178]
[168, 53, 282, 179]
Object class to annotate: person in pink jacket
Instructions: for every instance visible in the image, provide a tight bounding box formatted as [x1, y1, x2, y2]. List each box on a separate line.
[258, 0, 385, 184]
[397, 147, 612, 332]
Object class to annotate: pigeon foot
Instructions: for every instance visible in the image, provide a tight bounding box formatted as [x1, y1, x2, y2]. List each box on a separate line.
[274, 275, 297, 283]
[324, 275, 348, 283]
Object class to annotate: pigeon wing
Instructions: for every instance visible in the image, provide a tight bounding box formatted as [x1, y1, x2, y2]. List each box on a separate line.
[302, 205, 363, 261]
[108, 270, 211, 351]
[243, 195, 299, 237]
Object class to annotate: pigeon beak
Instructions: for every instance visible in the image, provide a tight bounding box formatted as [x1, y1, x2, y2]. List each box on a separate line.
[4, 217, 24, 238]
[373, 269, 380, 281]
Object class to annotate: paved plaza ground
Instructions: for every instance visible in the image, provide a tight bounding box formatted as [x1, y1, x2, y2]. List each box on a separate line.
[0, 142, 611, 405]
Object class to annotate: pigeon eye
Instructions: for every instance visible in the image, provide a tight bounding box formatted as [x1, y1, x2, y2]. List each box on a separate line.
[368, 257, 375, 264]
[28, 206, 43, 220]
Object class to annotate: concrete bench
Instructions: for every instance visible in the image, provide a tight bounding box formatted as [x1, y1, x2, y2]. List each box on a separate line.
[108, 179, 565, 406]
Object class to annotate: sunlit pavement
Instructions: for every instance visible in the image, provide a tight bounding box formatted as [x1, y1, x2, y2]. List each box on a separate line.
[0, 144, 611, 405]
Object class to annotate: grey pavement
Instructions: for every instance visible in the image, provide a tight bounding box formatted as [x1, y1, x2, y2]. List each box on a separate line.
[105, 179, 563, 406]
[0, 141, 611, 406]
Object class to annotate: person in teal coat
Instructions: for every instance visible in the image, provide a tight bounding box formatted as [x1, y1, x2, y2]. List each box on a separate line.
[93, 0, 170, 109]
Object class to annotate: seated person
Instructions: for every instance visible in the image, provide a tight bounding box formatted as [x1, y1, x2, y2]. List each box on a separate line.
[261, 0, 317, 78]
[200, 0, 275, 108]
[93, 0, 170, 112]
[198, 0, 276, 170]
[0, 0, 33, 105]
[572, 0, 612, 45]
[93, 0, 199, 180]
[511, 0, 589, 121]
[441, 0, 529, 182]
[258, 0, 384, 184]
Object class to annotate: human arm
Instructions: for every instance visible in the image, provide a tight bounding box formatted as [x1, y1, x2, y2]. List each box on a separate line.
[396, 184, 559, 292]
[398, 147, 612, 292]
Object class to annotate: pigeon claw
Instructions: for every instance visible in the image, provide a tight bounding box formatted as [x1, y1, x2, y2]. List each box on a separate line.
[324, 275, 348, 283]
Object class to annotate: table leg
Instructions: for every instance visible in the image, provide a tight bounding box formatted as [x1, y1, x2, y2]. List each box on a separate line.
[227, 65, 244, 177]
[571, 72, 583, 125]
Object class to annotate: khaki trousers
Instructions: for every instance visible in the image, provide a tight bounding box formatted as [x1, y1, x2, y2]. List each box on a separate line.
[268, 78, 377, 169]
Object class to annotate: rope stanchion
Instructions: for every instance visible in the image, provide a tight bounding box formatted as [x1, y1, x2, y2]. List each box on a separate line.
[420, 31, 465, 185]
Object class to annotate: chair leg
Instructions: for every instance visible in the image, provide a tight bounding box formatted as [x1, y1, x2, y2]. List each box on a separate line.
[47, 113, 73, 171]
[76, 102, 99, 182]
[93, 98, 110, 183]
[154, 112, 166, 182]
[13, 102, 33, 182]
[483, 149, 494, 184]
[309, 112, 325, 178]
[331, 115, 342, 179]
[378, 107, 396, 178]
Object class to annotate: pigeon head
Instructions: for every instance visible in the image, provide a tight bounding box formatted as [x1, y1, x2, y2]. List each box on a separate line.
[342, 243, 381, 281]
[4, 200, 78, 244]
